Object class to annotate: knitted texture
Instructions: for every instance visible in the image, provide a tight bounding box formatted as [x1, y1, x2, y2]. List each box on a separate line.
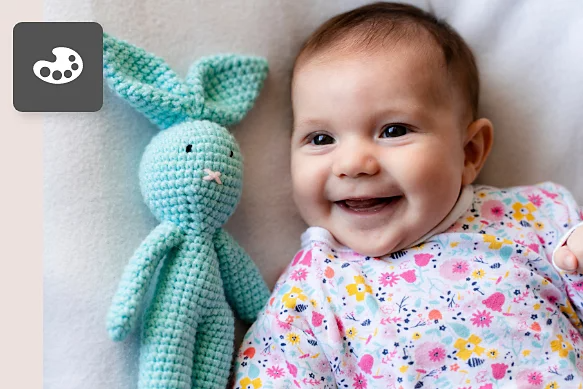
[102, 32, 271, 389]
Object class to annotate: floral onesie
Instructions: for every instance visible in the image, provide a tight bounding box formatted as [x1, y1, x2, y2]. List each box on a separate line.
[233, 182, 583, 389]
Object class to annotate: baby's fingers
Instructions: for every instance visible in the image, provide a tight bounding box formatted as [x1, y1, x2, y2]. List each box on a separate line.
[555, 245, 582, 273]
[566, 227, 583, 263]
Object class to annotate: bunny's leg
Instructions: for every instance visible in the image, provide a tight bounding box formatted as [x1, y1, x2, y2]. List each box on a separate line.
[191, 302, 235, 389]
[138, 280, 200, 388]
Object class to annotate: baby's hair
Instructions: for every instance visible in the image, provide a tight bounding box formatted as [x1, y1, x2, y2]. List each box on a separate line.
[293, 1, 479, 121]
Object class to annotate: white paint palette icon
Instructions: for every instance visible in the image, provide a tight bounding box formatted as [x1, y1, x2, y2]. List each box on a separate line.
[33, 47, 83, 85]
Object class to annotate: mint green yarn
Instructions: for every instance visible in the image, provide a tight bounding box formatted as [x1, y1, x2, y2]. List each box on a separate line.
[103, 32, 270, 389]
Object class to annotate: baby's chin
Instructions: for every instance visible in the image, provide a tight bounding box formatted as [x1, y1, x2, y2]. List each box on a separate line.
[334, 231, 410, 258]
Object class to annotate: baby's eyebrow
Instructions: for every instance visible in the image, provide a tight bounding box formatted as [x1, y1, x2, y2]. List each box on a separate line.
[293, 118, 328, 131]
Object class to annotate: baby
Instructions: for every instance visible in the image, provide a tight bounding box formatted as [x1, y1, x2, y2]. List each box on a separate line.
[233, 2, 583, 388]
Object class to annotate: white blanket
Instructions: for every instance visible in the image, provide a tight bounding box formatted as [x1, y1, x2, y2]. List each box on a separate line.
[43, 0, 583, 388]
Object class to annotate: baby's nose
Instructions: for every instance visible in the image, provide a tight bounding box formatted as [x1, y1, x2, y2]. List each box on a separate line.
[202, 168, 222, 185]
[333, 144, 380, 178]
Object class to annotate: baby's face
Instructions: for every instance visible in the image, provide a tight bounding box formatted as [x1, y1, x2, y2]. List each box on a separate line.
[291, 42, 470, 257]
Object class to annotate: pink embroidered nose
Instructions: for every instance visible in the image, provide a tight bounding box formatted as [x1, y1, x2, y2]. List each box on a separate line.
[203, 168, 222, 185]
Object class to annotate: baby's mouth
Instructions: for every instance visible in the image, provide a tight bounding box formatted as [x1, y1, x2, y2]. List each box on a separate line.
[336, 197, 400, 212]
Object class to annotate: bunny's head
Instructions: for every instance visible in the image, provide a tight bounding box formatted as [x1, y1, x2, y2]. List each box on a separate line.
[103, 33, 268, 233]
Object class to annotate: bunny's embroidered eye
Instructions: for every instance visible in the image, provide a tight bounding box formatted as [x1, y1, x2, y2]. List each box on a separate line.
[229, 150, 234, 157]
[185, 144, 193, 153]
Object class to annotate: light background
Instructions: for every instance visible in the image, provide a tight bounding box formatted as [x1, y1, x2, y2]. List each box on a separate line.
[42, 1, 583, 389]
[3, 0, 42, 387]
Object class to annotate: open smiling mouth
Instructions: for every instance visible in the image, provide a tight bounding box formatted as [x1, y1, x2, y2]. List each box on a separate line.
[335, 196, 402, 213]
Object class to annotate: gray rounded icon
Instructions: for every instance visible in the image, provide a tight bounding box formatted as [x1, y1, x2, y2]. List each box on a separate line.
[33, 46, 83, 85]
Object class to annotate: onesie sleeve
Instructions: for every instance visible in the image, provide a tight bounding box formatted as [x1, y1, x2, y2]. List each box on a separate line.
[535, 182, 583, 321]
[231, 246, 336, 389]
[232, 310, 335, 389]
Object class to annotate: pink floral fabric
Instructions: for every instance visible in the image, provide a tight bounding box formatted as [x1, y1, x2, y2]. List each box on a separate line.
[233, 183, 583, 389]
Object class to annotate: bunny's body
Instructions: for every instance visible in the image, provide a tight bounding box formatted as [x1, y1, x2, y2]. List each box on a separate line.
[102, 34, 270, 389]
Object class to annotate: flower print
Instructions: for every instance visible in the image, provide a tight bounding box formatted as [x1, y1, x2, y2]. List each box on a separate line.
[482, 292, 505, 312]
[286, 332, 300, 345]
[533, 221, 544, 230]
[324, 266, 334, 278]
[290, 267, 308, 282]
[282, 287, 308, 309]
[439, 259, 470, 281]
[379, 272, 400, 287]
[478, 384, 493, 389]
[450, 363, 460, 371]
[486, 349, 498, 360]
[412, 332, 422, 340]
[286, 361, 298, 378]
[276, 318, 292, 331]
[453, 260, 469, 273]
[454, 334, 485, 360]
[353, 373, 367, 389]
[545, 382, 559, 389]
[481, 200, 505, 221]
[266, 365, 285, 379]
[550, 334, 573, 358]
[482, 234, 513, 250]
[572, 280, 583, 292]
[415, 342, 447, 369]
[346, 327, 357, 339]
[528, 194, 543, 207]
[512, 202, 537, 222]
[428, 309, 442, 321]
[358, 354, 374, 374]
[512, 269, 529, 283]
[335, 316, 345, 334]
[414, 253, 433, 267]
[429, 347, 445, 362]
[472, 269, 486, 280]
[491, 363, 508, 380]
[471, 310, 494, 328]
[517, 369, 543, 387]
[529, 371, 543, 384]
[400, 269, 417, 283]
[317, 359, 330, 373]
[310, 299, 318, 308]
[528, 243, 540, 253]
[239, 377, 262, 389]
[569, 329, 581, 345]
[540, 289, 561, 305]
[475, 370, 488, 383]
[346, 275, 373, 301]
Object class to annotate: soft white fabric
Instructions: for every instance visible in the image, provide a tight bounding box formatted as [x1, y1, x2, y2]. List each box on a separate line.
[43, 1, 583, 388]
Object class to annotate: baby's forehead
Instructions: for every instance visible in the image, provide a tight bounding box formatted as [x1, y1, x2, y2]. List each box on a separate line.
[296, 40, 451, 98]
[293, 35, 469, 122]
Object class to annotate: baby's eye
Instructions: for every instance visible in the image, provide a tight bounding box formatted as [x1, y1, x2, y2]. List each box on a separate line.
[381, 125, 409, 138]
[310, 134, 335, 146]
[185, 144, 193, 153]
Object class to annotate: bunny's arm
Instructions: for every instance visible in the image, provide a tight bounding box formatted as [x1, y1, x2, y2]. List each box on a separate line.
[106, 221, 184, 341]
[214, 228, 270, 323]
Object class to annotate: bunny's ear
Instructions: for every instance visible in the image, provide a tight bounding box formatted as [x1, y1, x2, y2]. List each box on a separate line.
[185, 55, 268, 127]
[102, 32, 203, 129]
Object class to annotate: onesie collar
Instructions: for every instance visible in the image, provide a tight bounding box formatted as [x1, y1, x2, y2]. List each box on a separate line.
[301, 185, 474, 254]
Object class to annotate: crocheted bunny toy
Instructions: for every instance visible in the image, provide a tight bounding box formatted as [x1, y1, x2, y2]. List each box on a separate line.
[102, 32, 271, 389]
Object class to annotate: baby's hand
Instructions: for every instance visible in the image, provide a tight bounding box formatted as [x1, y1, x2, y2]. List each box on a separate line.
[555, 226, 583, 273]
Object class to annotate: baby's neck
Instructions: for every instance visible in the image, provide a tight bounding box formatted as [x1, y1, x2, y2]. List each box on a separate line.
[408, 185, 474, 247]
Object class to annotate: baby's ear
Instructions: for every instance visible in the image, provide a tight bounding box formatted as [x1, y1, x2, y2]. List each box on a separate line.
[462, 118, 494, 185]
[185, 55, 268, 127]
[102, 32, 202, 129]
